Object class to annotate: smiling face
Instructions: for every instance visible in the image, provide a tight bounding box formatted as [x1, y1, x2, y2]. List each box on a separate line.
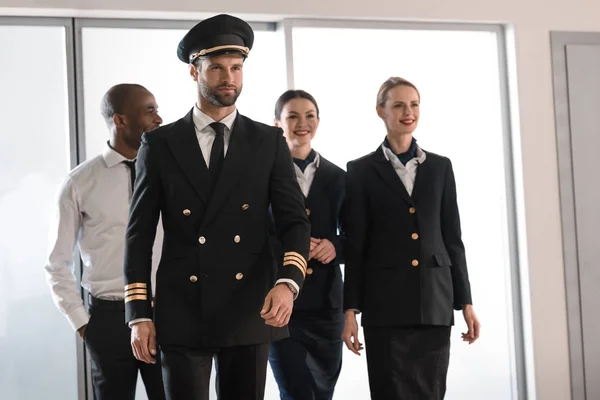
[275, 97, 320, 149]
[376, 84, 420, 136]
[113, 87, 162, 150]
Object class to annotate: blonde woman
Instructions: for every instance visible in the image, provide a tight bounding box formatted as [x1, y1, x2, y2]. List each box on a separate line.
[341, 77, 481, 400]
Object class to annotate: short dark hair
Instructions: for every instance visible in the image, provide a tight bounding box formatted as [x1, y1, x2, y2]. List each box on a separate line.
[274, 89, 320, 121]
[100, 83, 147, 123]
[192, 57, 203, 70]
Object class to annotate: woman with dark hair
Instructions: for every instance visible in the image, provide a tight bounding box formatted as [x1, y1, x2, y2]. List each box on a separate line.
[268, 90, 346, 400]
[341, 77, 481, 400]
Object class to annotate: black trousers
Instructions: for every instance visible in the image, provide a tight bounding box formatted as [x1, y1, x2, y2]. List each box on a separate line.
[160, 342, 270, 400]
[85, 297, 166, 400]
[269, 311, 344, 400]
[363, 325, 451, 400]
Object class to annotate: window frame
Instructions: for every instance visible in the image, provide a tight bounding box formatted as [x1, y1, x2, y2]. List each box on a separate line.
[280, 17, 530, 400]
[0, 15, 528, 400]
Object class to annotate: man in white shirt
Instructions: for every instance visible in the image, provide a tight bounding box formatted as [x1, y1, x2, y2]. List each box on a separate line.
[44, 83, 166, 400]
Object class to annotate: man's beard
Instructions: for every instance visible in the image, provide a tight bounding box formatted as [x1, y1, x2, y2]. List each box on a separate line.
[200, 81, 242, 107]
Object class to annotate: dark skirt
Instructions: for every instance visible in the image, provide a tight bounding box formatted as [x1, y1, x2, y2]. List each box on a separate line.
[363, 325, 451, 400]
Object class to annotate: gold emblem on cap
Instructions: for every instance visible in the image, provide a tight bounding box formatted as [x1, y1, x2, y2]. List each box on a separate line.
[190, 45, 250, 63]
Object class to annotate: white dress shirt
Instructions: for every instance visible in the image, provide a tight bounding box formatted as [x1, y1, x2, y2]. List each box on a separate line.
[192, 104, 236, 165]
[293, 152, 320, 197]
[381, 143, 427, 195]
[44, 143, 163, 331]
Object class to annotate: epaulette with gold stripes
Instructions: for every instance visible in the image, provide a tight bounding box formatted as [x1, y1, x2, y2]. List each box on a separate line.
[124, 283, 148, 303]
[283, 251, 307, 277]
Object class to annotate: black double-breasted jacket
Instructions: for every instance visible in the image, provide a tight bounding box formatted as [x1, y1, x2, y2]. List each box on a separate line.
[123, 109, 311, 348]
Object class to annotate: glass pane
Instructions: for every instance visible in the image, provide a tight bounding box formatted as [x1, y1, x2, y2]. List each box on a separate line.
[292, 27, 514, 400]
[80, 25, 287, 400]
[0, 24, 77, 400]
[81, 27, 286, 159]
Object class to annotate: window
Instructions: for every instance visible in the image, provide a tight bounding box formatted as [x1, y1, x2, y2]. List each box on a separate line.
[80, 25, 286, 159]
[0, 17, 522, 400]
[0, 22, 77, 400]
[79, 22, 287, 399]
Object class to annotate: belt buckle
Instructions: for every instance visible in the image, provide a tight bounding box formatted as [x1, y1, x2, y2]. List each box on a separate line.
[86, 292, 93, 313]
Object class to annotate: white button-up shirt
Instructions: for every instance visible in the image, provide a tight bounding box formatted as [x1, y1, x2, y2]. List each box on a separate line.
[293, 152, 320, 197]
[192, 104, 236, 166]
[44, 143, 163, 331]
[381, 143, 427, 195]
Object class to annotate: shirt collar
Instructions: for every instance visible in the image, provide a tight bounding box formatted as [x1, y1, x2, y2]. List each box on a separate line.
[313, 151, 321, 168]
[192, 104, 237, 132]
[293, 151, 320, 177]
[293, 149, 319, 169]
[102, 141, 134, 168]
[382, 142, 426, 164]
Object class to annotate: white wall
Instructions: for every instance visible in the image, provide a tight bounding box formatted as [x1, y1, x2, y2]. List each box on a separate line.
[2, 0, 593, 399]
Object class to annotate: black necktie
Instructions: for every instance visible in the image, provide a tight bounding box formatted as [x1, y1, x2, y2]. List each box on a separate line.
[122, 160, 136, 193]
[209, 122, 226, 186]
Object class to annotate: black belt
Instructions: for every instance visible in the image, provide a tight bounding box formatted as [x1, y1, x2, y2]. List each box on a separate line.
[88, 293, 125, 311]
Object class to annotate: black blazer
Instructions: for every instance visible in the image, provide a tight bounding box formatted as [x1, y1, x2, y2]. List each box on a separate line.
[123, 109, 310, 348]
[343, 145, 472, 327]
[270, 155, 346, 313]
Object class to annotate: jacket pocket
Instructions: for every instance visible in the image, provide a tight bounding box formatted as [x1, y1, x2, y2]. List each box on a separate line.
[433, 253, 452, 267]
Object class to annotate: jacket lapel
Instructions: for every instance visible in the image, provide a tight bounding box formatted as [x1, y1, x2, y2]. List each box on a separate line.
[199, 113, 256, 231]
[410, 151, 430, 202]
[166, 109, 211, 204]
[306, 156, 336, 204]
[371, 146, 414, 206]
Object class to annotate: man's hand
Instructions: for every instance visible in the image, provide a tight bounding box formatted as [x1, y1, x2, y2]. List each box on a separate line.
[309, 237, 336, 264]
[341, 310, 363, 355]
[131, 321, 157, 364]
[260, 283, 294, 327]
[461, 304, 481, 344]
[77, 324, 87, 339]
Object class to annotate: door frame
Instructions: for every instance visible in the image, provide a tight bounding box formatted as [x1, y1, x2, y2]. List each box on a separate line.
[549, 30, 600, 400]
